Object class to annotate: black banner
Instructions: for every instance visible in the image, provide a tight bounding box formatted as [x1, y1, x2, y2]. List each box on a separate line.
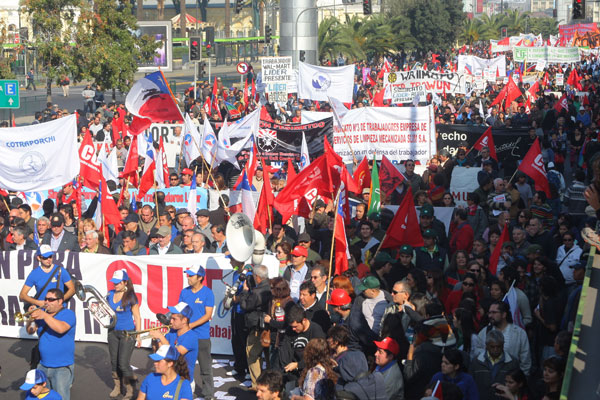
[236, 118, 334, 167]
[436, 124, 531, 168]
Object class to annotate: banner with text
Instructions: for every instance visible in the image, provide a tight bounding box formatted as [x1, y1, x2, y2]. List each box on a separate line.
[559, 23, 598, 42]
[332, 106, 436, 164]
[0, 251, 278, 354]
[382, 71, 478, 103]
[457, 55, 507, 80]
[513, 46, 580, 63]
[449, 167, 482, 206]
[261, 56, 295, 103]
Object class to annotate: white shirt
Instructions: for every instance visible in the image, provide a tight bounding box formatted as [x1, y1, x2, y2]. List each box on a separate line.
[157, 242, 171, 255]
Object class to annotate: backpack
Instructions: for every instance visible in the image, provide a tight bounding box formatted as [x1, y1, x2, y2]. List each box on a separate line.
[548, 170, 561, 199]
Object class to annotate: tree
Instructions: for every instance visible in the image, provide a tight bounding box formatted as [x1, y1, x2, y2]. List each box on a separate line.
[388, 14, 417, 51]
[24, 0, 83, 101]
[502, 9, 530, 36]
[0, 20, 17, 79]
[479, 13, 504, 39]
[361, 15, 395, 59]
[318, 16, 365, 62]
[529, 17, 559, 37]
[458, 18, 488, 45]
[407, 0, 465, 52]
[72, 0, 160, 100]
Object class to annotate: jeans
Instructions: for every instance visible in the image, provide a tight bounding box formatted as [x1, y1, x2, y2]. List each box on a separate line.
[107, 329, 136, 378]
[197, 338, 214, 398]
[37, 364, 74, 400]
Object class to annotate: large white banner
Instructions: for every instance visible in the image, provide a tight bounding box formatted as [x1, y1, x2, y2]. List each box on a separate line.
[262, 57, 294, 103]
[382, 70, 476, 103]
[457, 55, 507, 80]
[332, 106, 436, 164]
[298, 62, 355, 103]
[301, 111, 333, 124]
[1, 252, 278, 355]
[513, 46, 580, 63]
[449, 167, 482, 207]
[0, 115, 79, 191]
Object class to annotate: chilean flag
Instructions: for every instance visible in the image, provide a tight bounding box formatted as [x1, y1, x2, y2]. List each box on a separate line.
[187, 173, 198, 217]
[334, 187, 350, 275]
[138, 134, 156, 199]
[239, 170, 256, 220]
[125, 71, 182, 135]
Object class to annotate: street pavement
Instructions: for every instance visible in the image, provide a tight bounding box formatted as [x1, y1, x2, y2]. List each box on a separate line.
[0, 336, 257, 400]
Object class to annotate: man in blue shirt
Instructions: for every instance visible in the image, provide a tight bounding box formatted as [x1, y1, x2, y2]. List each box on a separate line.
[20, 245, 75, 311]
[180, 265, 215, 399]
[26, 288, 76, 400]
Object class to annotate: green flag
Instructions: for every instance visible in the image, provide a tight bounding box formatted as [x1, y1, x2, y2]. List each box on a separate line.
[367, 155, 380, 218]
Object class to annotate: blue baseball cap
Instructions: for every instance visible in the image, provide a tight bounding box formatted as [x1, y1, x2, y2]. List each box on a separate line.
[149, 344, 180, 361]
[20, 369, 47, 390]
[110, 269, 129, 284]
[168, 302, 193, 319]
[36, 245, 53, 258]
[185, 265, 206, 277]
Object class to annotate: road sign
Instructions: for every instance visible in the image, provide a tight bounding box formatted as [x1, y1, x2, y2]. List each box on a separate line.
[236, 62, 249, 75]
[0, 80, 20, 109]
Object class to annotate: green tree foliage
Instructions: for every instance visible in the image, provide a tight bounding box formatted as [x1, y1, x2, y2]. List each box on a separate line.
[24, 0, 82, 100]
[0, 20, 17, 79]
[72, 0, 159, 100]
[406, 0, 465, 52]
[529, 17, 559, 37]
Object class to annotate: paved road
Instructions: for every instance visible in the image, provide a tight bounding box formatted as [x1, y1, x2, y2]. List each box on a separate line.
[0, 336, 257, 400]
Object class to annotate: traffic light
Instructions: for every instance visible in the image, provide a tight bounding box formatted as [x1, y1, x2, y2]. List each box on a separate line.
[299, 50, 305, 62]
[189, 37, 201, 61]
[363, 0, 372, 15]
[573, 0, 585, 19]
[199, 62, 206, 78]
[265, 25, 272, 44]
[235, 0, 243, 14]
[205, 26, 215, 56]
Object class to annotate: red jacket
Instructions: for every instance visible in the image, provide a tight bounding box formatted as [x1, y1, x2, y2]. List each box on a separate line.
[449, 221, 474, 255]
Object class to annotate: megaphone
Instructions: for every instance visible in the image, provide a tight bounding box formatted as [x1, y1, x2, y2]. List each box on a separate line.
[225, 212, 265, 265]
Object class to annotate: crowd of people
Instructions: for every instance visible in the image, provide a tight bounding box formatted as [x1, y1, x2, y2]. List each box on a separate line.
[9, 41, 600, 400]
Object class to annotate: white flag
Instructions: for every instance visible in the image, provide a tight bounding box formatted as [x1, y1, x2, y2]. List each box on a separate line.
[0, 115, 79, 191]
[201, 115, 217, 166]
[479, 99, 485, 119]
[227, 109, 260, 139]
[183, 113, 201, 166]
[299, 132, 310, 171]
[216, 118, 252, 169]
[327, 96, 349, 120]
[97, 145, 119, 184]
[412, 95, 421, 107]
[298, 62, 355, 103]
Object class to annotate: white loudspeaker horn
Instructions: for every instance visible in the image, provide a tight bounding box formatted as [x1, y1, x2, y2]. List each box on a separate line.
[226, 213, 256, 262]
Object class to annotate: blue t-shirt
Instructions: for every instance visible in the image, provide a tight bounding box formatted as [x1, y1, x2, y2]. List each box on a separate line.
[166, 330, 198, 377]
[25, 389, 62, 399]
[24, 265, 71, 301]
[37, 308, 76, 368]
[107, 290, 136, 331]
[179, 286, 214, 339]
[140, 373, 193, 400]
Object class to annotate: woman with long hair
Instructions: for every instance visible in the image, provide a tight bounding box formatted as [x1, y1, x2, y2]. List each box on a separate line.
[275, 242, 292, 277]
[137, 345, 193, 400]
[429, 348, 479, 400]
[446, 250, 469, 283]
[426, 268, 450, 304]
[453, 307, 477, 359]
[406, 268, 427, 295]
[493, 368, 529, 400]
[291, 338, 337, 400]
[108, 269, 141, 399]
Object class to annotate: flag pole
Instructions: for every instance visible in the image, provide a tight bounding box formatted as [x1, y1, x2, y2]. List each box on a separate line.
[325, 187, 342, 312]
[502, 279, 517, 302]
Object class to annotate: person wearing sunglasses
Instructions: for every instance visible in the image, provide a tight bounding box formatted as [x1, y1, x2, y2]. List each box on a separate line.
[445, 273, 478, 315]
[19, 245, 75, 312]
[26, 288, 76, 400]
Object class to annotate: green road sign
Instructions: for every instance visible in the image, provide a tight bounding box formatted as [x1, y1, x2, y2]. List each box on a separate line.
[0, 80, 20, 109]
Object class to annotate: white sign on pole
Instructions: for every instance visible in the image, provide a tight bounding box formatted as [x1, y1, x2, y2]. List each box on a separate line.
[261, 56, 294, 102]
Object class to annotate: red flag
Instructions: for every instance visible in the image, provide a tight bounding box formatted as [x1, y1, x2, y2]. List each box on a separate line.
[542, 72, 550, 86]
[122, 135, 139, 188]
[504, 78, 522, 110]
[554, 93, 568, 113]
[373, 89, 385, 107]
[254, 158, 275, 234]
[377, 57, 391, 80]
[379, 155, 405, 196]
[159, 136, 170, 188]
[518, 138, 551, 197]
[260, 106, 273, 122]
[251, 79, 256, 102]
[203, 97, 211, 115]
[489, 224, 509, 275]
[366, 74, 376, 87]
[431, 53, 440, 64]
[99, 175, 123, 235]
[472, 127, 498, 161]
[498, 37, 509, 46]
[353, 157, 371, 193]
[78, 131, 103, 190]
[432, 380, 444, 400]
[334, 189, 349, 275]
[567, 68, 583, 91]
[138, 151, 156, 199]
[243, 79, 249, 110]
[380, 187, 424, 249]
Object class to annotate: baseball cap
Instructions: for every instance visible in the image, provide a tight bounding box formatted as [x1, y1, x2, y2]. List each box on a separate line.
[291, 245, 308, 257]
[50, 213, 65, 227]
[423, 228, 437, 238]
[196, 209, 209, 217]
[547, 162, 555, 169]
[374, 252, 394, 264]
[20, 369, 47, 390]
[399, 244, 413, 255]
[156, 226, 171, 237]
[36, 244, 54, 258]
[362, 188, 371, 195]
[298, 232, 311, 243]
[124, 213, 139, 224]
[526, 244, 543, 255]
[420, 208, 434, 218]
[110, 269, 129, 284]
[149, 344, 180, 361]
[314, 199, 326, 209]
[182, 168, 193, 176]
[482, 159, 493, 166]
[374, 337, 400, 356]
[502, 241, 515, 249]
[357, 276, 380, 292]
[176, 208, 190, 216]
[185, 264, 206, 277]
[168, 302, 193, 319]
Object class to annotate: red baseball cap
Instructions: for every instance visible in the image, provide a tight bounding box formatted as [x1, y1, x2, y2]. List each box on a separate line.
[291, 245, 308, 258]
[182, 168, 193, 176]
[374, 337, 400, 356]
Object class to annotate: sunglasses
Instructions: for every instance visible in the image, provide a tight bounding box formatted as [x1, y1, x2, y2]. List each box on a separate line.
[45, 297, 59, 302]
[462, 282, 475, 287]
[39, 256, 52, 260]
[391, 290, 405, 295]
[469, 269, 480, 273]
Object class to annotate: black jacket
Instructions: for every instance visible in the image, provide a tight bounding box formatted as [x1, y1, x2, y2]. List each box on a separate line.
[304, 301, 332, 334]
[239, 279, 272, 331]
[403, 341, 448, 400]
[278, 321, 325, 371]
[41, 230, 80, 252]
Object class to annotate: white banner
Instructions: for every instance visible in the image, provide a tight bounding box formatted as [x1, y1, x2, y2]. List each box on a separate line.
[332, 106, 436, 164]
[383, 70, 475, 102]
[457, 55, 507, 80]
[141, 123, 184, 167]
[1, 252, 279, 355]
[449, 167, 482, 207]
[298, 62, 355, 103]
[513, 46, 580, 63]
[0, 115, 79, 191]
[301, 111, 333, 124]
[262, 57, 294, 103]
